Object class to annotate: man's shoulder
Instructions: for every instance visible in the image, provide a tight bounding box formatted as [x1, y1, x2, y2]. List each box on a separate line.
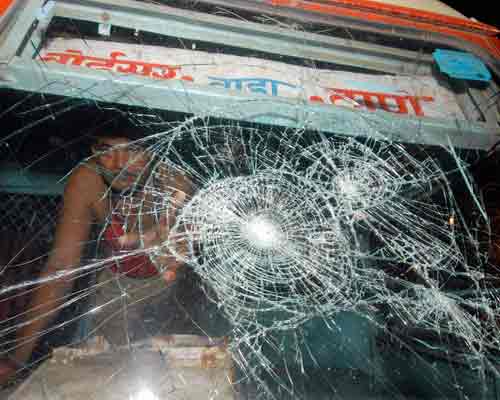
[69, 162, 100, 182]
[65, 162, 103, 195]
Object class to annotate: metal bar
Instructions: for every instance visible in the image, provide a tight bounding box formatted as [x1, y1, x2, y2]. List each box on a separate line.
[18, 0, 57, 59]
[51, 0, 434, 75]
[0, 163, 64, 195]
[1, 56, 497, 151]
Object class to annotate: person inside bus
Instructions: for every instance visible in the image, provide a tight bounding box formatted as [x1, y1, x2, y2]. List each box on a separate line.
[0, 118, 191, 385]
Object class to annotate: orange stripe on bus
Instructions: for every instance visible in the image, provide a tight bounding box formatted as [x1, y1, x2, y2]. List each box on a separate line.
[0, 0, 15, 16]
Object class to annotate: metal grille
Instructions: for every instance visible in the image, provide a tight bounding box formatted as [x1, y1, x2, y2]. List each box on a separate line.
[0, 192, 61, 248]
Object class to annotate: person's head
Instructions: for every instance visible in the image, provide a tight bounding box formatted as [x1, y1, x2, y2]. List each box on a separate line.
[90, 118, 149, 190]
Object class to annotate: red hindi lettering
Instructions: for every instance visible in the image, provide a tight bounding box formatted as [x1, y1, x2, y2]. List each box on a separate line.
[40, 49, 86, 66]
[406, 96, 434, 117]
[327, 88, 434, 116]
[377, 93, 409, 114]
[309, 95, 325, 103]
[328, 89, 365, 108]
[84, 51, 127, 70]
[151, 64, 180, 80]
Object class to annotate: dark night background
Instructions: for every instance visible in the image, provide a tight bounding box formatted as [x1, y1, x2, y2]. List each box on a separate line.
[443, 1, 498, 27]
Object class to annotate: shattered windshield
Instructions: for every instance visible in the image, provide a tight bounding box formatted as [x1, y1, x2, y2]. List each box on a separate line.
[1, 1, 500, 399]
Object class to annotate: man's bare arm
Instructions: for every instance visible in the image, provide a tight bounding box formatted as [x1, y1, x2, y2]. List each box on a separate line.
[10, 167, 96, 366]
[159, 172, 193, 280]
[117, 169, 193, 281]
